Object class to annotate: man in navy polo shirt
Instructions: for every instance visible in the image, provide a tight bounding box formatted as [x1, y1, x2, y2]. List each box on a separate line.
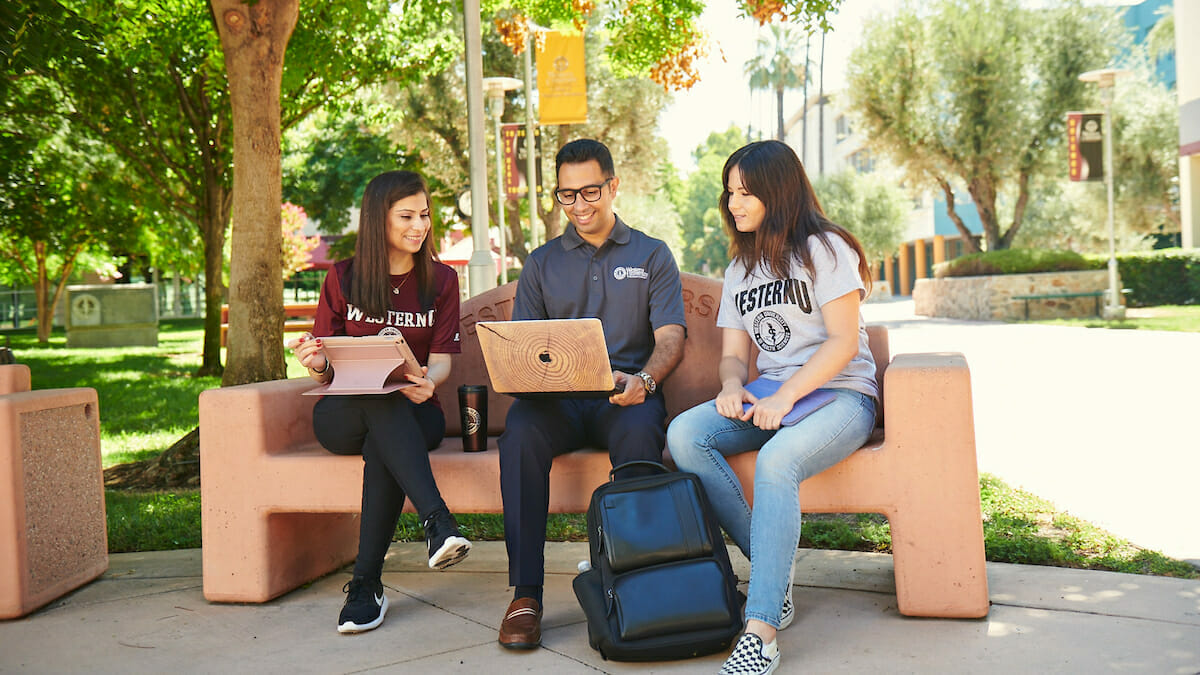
[496, 138, 687, 650]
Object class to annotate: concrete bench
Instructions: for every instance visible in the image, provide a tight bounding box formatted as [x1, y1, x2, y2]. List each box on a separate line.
[200, 273, 989, 618]
[1, 364, 108, 619]
[220, 302, 318, 347]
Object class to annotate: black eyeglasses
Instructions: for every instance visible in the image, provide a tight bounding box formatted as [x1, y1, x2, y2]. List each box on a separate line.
[554, 177, 613, 206]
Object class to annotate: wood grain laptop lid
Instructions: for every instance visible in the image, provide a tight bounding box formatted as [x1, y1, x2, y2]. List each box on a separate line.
[302, 334, 420, 396]
[476, 318, 616, 395]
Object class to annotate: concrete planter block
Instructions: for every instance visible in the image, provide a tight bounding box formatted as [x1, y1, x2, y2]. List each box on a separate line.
[0, 364, 31, 396]
[914, 270, 1114, 321]
[0, 388, 108, 619]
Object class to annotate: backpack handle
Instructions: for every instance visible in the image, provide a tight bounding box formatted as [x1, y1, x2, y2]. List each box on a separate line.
[609, 460, 671, 480]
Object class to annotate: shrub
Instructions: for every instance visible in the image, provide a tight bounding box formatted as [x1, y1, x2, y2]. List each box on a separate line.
[934, 249, 1099, 278]
[1094, 249, 1200, 308]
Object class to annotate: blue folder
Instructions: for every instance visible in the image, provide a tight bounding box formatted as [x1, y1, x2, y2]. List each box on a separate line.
[741, 378, 837, 426]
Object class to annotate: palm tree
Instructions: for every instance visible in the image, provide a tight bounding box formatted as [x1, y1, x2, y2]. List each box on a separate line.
[744, 23, 808, 142]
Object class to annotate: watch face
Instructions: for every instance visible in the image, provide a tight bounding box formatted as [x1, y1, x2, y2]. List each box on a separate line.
[638, 372, 655, 394]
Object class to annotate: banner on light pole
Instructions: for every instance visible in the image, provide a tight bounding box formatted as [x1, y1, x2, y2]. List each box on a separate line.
[501, 123, 542, 200]
[537, 31, 587, 125]
[1067, 112, 1104, 182]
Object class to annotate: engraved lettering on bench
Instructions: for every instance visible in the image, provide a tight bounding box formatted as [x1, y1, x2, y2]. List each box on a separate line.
[682, 289, 717, 318]
[462, 297, 515, 336]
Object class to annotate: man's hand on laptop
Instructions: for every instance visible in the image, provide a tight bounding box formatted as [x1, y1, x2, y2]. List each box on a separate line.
[608, 371, 646, 407]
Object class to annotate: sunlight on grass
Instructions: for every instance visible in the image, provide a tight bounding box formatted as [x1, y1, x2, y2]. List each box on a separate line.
[5, 319, 218, 463]
[1032, 305, 1200, 332]
[105, 490, 202, 553]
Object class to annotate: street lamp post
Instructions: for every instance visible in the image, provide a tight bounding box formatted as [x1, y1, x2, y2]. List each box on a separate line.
[462, 0, 493, 297]
[1079, 68, 1129, 320]
[483, 76, 523, 286]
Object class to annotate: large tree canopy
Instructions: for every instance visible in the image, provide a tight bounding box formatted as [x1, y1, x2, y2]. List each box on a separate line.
[845, 0, 1126, 252]
[5, 0, 846, 384]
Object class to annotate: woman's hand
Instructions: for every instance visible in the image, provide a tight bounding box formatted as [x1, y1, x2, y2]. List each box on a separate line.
[715, 379, 751, 420]
[747, 393, 791, 431]
[400, 366, 437, 404]
[287, 333, 329, 382]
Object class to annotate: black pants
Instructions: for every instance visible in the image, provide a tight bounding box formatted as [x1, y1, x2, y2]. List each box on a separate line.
[498, 394, 667, 587]
[313, 394, 446, 580]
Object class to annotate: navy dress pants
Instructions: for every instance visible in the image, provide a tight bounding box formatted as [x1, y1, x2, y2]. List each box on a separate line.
[498, 394, 667, 587]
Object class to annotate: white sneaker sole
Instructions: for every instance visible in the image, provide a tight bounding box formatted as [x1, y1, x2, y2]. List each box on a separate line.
[429, 536, 471, 570]
[337, 594, 388, 634]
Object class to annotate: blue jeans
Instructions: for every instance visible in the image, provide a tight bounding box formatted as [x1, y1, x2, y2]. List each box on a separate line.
[667, 388, 876, 628]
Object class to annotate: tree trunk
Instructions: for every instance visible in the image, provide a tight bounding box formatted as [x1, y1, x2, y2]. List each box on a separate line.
[775, 86, 785, 141]
[936, 178, 982, 254]
[965, 176, 1001, 251]
[213, 0, 298, 387]
[199, 206, 226, 377]
[506, 200, 527, 265]
[536, 125, 570, 243]
[34, 243, 50, 343]
[1001, 170, 1031, 250]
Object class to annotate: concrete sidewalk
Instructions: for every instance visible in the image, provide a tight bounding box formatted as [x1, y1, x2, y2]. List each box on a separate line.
[860, 298, 1200, 565]
[1, 542, 1198, 673]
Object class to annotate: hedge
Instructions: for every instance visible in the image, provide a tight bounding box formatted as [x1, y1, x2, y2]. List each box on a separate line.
[1102, 249, 1200, 307]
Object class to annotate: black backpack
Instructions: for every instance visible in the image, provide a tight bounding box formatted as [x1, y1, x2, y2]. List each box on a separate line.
[572, 461, 744, 661]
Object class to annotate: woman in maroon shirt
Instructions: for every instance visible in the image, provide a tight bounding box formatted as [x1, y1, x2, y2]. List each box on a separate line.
[289, 171, 468, 634]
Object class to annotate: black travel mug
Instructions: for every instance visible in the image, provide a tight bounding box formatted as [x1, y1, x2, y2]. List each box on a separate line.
[458, 384, 488, 452]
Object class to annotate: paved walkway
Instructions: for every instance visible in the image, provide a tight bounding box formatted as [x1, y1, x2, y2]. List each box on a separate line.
[860, 298, 1200, 565]
[2, 542, 1198, 673]
[3, 297, 1199, 673]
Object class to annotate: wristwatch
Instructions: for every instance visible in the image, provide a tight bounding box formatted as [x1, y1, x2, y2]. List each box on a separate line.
[635, 371, 657, 395]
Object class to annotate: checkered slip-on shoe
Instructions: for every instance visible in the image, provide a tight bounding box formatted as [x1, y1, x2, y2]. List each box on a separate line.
[779, 560, 796, 630]
[719, 633, 780, 675]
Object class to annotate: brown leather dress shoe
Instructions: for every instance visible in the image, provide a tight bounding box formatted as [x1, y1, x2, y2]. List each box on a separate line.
[498, 597, 542, 649]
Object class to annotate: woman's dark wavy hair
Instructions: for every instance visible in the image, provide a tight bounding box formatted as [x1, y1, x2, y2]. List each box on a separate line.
[351, 171, 440, 318]
[719, 140, 871, 293]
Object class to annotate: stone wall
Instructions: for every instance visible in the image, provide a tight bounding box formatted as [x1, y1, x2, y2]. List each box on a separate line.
[913, 270, 1115, 321]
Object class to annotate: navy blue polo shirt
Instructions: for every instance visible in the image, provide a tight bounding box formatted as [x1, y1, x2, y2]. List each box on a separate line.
[513, 215, 686, 373]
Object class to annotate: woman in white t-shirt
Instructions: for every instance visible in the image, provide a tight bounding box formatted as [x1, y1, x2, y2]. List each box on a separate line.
[667, 141, 879, 675]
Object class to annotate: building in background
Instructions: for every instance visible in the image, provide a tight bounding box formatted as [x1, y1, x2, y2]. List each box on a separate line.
[1177, 1, 1199, 249]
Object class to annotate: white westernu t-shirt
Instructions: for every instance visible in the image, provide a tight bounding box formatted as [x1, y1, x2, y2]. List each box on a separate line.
[717, 232, 879, 400]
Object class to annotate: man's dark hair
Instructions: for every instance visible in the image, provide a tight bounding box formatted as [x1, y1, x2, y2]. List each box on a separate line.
[555, 138, 615, 177]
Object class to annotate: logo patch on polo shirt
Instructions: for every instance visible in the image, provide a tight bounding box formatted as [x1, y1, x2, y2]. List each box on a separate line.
[612, 266, 648, 281]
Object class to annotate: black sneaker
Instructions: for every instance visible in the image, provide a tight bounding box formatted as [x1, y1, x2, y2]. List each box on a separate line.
[337, 576, 387, 634]
[424, 510, 471, 570]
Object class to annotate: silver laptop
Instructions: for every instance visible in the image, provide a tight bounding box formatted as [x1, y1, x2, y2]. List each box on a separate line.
[476, 318, 618, 398]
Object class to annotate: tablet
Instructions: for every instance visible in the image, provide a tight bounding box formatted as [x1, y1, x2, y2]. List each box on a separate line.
[302, 334, 424, 396]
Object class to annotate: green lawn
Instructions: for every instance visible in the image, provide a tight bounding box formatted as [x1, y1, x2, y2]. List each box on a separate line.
[4, 319, 1196, 578]
[1031, 304, 1200, 332]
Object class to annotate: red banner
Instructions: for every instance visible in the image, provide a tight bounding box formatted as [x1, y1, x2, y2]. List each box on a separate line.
[501, 124, 542, 200]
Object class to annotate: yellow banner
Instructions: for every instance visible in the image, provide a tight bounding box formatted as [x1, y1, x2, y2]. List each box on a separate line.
[536, 31, 587, 126]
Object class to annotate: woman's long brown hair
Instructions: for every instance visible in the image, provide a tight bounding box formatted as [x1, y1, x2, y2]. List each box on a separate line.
[719, 140, 871, 294]
[351, 171, 439, 318]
